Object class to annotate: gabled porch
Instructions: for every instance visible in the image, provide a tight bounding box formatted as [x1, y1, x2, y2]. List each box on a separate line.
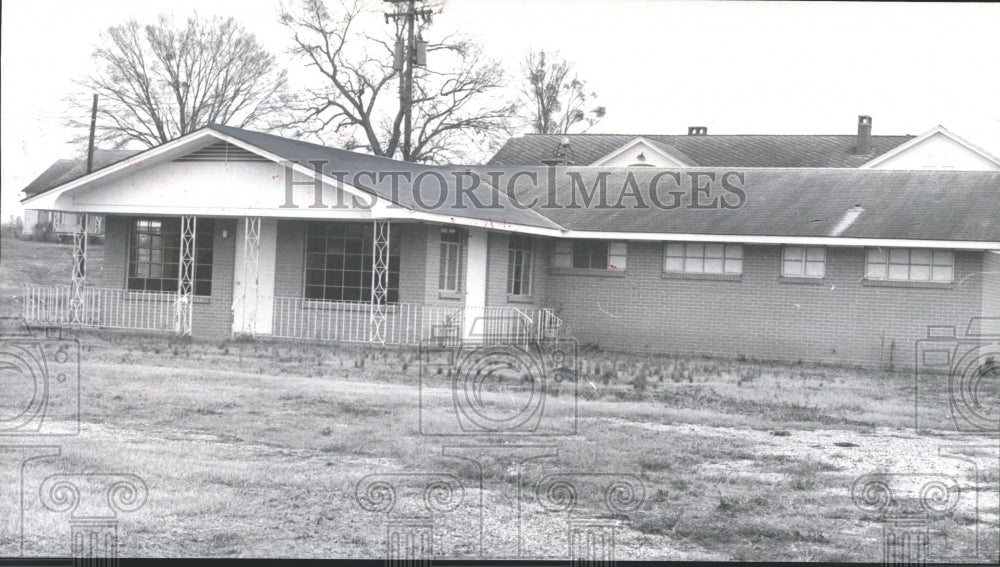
[19, 125, 565, 346]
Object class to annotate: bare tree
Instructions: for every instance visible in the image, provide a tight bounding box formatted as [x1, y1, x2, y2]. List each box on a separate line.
[520, 49, 605, 135]
[69, 15, 288, 148]
[279, 0, 516, 163]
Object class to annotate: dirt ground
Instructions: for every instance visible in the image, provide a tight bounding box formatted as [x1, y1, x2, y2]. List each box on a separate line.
[1, 234, 998, 561]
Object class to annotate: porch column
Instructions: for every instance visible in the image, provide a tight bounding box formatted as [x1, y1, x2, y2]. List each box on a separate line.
[175, 215, 195, 336]
[463, 227, 488, 340]
[70, 213, 88, 324]
[369, 220, 391, 344]
[241, 217, 261, 336]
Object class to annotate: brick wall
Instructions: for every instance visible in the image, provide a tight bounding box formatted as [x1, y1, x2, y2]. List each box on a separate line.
[101, 215, 236, 339]
[397, 223, 426, 304]
[983, 251, 1000, 321]
[100, 216, 988, 365]
[274, 220, 306, 298]
[543, 241, 986, 369]
[191, 218, 236, 339]
[101, 215, 128, 288]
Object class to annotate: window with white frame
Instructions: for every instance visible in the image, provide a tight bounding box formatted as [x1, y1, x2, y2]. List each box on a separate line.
[507, 234, 534, 296]
[553, 240, 627, 271]
[664, 243, 743, 275]
[865, 248, 954, 282]
[782, 246, 826, 278]
[439, 227, 465, 293]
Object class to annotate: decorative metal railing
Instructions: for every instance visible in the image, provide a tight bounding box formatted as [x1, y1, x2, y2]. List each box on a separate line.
[269, 299, 560, 346]
[25, 285, 177, 332]
[24, 285, 562, 345]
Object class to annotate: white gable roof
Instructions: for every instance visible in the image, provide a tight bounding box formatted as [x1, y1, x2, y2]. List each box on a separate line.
[591, 137, 697, 167]
[860, 126, 1000, 170]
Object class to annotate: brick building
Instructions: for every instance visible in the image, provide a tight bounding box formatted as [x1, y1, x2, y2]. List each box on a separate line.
[20, 121, 1000, 368]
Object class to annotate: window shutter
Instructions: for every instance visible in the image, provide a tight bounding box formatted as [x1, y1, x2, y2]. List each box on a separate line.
[554, 240, 572, 267]
[608, 241, 627, 270]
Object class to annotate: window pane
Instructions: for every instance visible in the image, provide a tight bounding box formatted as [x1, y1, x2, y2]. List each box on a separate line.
[507, 237, 533, 296]
[888, 264, 909, 280]
[932, 250, 954, 266]
[591, 249, 605, 269]
[910, 265, 930, 280]
[344, 255, 362, 271]
[592, 242, 609, 267]
[783, 260, 803, 276]
[932, 266, 953, 282]
[439, 229, 464, 291]
[704, 258, 723, 273]
[910, 249, 931, 265]
[572, 244, 591, 268]
[685, 258, 704, 273]
[522, 259, 532, 295]
[306, 253, 325, 269]
[705, 244, 724, 258]
[724, 259, 742, 274]
[806, 247, 825, 261]
[866, 263, 887, 279]
[194, 280, 211, 297]
[725, 245, 743, 259]
[805, 260, 825, 277]
[686, 243, 704, 258]
[665, 256, 684, 272]
[666, 243, 684, 257]
[889, 249, 909, 263]
[784, 246, 803, 261]
[868, 248, 887, 264]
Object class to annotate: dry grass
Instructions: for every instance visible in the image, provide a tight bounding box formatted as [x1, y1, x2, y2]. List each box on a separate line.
[2, 236, 997, 562]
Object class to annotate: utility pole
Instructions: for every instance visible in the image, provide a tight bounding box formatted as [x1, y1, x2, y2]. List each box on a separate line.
[86, 94, 98, 173]
[385, 0, 431, 162]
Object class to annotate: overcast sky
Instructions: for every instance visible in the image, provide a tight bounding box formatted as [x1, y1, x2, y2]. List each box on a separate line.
[2, 0, 999, 219]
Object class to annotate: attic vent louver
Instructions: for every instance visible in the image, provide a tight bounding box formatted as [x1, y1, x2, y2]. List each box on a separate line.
[175, 141, 268, 162]
[688, 126, 707, 136]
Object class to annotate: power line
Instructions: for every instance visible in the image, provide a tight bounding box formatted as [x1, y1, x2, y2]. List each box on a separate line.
[384, 0, 431, 162]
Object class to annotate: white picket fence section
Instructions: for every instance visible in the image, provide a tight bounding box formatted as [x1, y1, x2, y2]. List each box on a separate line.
[24, 285, 562, 345]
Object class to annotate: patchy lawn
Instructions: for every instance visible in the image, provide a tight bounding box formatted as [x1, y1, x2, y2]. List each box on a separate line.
[2, 236, 997, 561]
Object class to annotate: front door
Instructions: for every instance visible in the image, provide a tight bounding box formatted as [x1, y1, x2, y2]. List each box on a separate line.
[232, 217, 277, 335]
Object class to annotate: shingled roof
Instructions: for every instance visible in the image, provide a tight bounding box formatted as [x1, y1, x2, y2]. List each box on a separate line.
[22, 125, 999, 243]
[487, 133, 916, 168]
[22, 150, 142, 196]
[496, 167, 1000, 242]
